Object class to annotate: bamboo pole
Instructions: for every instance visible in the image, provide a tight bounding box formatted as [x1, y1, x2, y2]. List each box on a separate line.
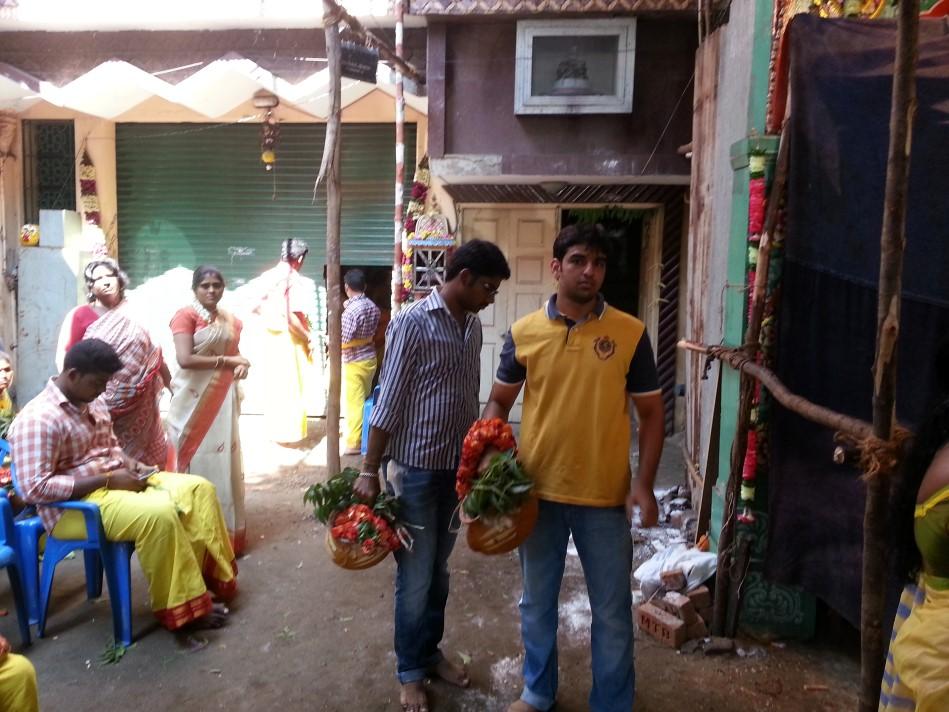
[860, 0, 919, 707]
[323, 2, 343, 478]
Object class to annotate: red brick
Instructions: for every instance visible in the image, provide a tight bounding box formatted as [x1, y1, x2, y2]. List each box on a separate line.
[636, 603, 687, 649]
[660, 569, 687, 592]
[687, 618, 708, 640]
[661, 591, 697, 623]
[686, 585, 712, 609]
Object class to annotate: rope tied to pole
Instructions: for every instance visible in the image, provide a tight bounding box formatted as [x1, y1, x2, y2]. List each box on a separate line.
[323, 8, 345, 26]
[834, 428, 912, 482]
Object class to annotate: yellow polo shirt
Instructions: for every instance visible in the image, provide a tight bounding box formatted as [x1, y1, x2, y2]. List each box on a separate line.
[496, 295, 660, 507]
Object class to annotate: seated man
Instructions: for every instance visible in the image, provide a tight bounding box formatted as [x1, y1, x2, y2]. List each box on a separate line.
[0, 634, 38, 712]
[9, 338, 236, 632]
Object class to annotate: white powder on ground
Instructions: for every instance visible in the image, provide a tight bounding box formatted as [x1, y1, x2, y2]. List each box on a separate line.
[490, 655, 522, 689]
[560, 589, 592, 638]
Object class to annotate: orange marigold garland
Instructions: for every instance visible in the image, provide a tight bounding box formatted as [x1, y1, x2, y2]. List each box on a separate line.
[456, 418, 517, 501]
[455, 419, 537, 555]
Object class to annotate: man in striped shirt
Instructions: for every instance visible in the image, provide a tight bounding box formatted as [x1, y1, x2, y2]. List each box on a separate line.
[356, 240, 511, 712]
[341, 269, 381, 454]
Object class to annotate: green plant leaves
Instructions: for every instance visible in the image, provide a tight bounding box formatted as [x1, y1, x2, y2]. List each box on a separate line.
[461, 452, 533, 519]
[303, 467, 402, 527]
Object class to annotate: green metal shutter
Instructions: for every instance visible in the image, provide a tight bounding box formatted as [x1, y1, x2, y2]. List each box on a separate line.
[116, 122, 417, 287]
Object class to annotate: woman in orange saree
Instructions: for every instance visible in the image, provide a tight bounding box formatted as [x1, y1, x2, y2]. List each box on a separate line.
[166, 266, 251, 555]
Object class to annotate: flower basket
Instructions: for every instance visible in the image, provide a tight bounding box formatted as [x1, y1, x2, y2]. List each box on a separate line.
[466, 494, 539, 555]
[324, 527, 390, 570]
[456, 419, 536, 556]
[305, 468, 409, 571]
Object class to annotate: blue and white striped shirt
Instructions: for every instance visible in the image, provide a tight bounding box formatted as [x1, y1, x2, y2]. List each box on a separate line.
[369, 288, 481, 470]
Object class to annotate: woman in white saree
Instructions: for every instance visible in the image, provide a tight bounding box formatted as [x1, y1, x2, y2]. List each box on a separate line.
[166, 266, 251, 555]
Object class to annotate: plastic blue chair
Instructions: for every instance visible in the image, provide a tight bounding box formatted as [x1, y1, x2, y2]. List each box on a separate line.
[360, 385, 380, 456]
[0, 494, 31, 646]
[0, 438, 134, 647]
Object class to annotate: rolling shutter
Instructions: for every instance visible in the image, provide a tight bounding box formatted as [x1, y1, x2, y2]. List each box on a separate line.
[116, 122, 417, 287]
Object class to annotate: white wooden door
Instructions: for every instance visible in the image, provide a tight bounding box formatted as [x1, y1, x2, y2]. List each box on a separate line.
[461, 206, 559, 422]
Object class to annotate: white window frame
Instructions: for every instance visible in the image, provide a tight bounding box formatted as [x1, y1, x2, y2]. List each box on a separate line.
[514, 18, 637, 116]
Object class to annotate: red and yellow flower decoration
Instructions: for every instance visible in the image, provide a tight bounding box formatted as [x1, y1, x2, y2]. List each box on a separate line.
[456, 418, 518, 501]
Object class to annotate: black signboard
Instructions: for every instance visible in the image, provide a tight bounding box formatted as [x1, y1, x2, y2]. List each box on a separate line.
[340, 43, 379, 84]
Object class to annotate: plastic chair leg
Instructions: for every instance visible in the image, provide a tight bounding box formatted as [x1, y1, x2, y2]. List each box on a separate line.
[37, 538, 79, 638]
[83, 550, 103, 599]
[6, 565, 31, 646]
[14, 521, 42, 625]
[101, 543, 134, 648]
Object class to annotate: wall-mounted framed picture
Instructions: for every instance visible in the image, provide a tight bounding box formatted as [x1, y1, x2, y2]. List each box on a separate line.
[514, 18, 637, 115]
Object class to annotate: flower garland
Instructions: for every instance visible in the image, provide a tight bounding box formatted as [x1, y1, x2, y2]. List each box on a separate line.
[399, 157, 431, 302]
[191, 299, 222, 327]
[79, 150, 101, 227]
[456, 419, 517, 500]
[261, 109, 279, 171]
[738, 153, 769, 525]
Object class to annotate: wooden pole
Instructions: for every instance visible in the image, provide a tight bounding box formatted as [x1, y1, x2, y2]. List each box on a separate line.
[860, 0, 919, 708]
[323, 2, 344, 478]
[392, 0, 405, 316]
[679, 341, 875, 439]
[712, 368, 753, 635]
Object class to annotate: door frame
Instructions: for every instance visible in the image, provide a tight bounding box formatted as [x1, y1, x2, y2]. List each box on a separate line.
[458, 201, 665, 334]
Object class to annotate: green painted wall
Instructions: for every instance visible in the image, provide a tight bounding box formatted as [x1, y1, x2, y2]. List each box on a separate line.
[708, 0, 817, 638]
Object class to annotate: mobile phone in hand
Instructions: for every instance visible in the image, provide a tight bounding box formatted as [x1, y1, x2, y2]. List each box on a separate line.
[137, 467, 159, 480]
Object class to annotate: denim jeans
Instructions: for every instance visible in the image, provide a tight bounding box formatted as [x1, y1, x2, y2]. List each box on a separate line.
[518, 500, 634, 712]
[386, 462, 459, 684]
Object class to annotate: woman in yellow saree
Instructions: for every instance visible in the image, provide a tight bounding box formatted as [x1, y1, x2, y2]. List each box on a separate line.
[166, 266, 250, 555]
[881, 341, 949, 711]
[255, 239, 315, 445]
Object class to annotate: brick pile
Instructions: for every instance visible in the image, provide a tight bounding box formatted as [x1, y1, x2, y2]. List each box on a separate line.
[635, 580, 712, 649]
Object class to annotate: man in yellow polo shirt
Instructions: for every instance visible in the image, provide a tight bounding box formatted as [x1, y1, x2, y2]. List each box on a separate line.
[484, 223, 664, 712]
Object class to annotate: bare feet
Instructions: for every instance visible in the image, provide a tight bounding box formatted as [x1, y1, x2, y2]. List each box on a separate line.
[400, 681, 428, 712]
[189, 602, 230, 630]
[429, 657, 470, 688]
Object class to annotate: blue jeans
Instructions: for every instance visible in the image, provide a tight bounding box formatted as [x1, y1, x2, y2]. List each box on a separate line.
[518, 500, 634, 712]
[386, 463, 459, 684]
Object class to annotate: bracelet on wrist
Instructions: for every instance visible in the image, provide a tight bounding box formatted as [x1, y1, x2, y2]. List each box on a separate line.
[357, 471, 378, 479]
